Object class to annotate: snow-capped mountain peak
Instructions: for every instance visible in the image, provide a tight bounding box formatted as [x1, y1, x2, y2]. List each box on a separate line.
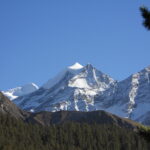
[68, 63, 115, 90]
[14, 63, 116, 112]
[43, 63, 115, 90]
[21, 83, 39, 92]
[2, 83, 39, 100]
[68, 62, 84, 70]
[43, 63, 84, 89]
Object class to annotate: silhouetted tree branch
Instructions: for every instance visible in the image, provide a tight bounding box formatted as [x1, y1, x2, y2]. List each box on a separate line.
[140, 6, 150, 30]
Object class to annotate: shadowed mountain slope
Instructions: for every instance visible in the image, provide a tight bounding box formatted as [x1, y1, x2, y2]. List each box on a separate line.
[0, 92, 28, 119]
[26, 110, 140, 130]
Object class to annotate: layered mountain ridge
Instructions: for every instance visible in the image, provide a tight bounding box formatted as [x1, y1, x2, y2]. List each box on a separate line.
[3, 63, 150, 125]
[2, 83, 39, 100]
[0, 92, 140, 130]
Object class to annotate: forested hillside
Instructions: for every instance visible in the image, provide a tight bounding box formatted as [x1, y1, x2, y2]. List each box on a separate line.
[0, 113, 149, 150]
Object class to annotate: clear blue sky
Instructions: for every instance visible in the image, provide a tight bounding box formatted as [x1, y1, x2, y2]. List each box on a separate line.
[0, 0, 150, 90]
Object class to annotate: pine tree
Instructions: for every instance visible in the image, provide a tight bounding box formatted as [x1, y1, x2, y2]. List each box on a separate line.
[140, 6, 150, 30]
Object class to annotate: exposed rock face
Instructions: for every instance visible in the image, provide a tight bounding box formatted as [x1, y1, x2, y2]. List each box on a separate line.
[0, 92, 27, 119]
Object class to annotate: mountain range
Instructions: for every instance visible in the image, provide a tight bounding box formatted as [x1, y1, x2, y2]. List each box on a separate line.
[2, 63, 150, 125]
[2, 83, 39, 100]
[0, 91, 140, 130]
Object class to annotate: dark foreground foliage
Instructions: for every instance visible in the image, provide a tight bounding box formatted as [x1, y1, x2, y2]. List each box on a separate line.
[138, 126, 150, 142]
[140, 7, 150, 30]
[0, 114, 150, 150]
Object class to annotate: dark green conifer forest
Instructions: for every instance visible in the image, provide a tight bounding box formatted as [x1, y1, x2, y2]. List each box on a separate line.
[0, 113, 150, 150]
